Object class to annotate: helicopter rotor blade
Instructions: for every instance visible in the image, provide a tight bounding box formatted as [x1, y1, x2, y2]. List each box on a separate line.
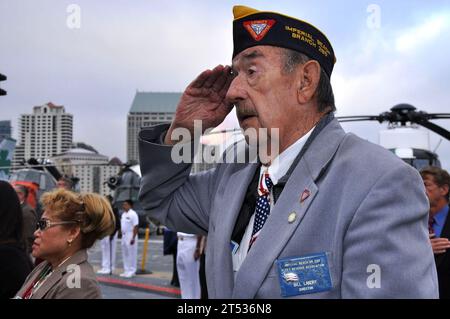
[415, 119, 450, 140]
[337, 116, 381, 123]
[426, 114, 450, 119]
[338, 118, 379, 123]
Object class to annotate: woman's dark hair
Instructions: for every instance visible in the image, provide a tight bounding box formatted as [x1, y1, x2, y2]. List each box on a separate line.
[0, 181, 24, 243]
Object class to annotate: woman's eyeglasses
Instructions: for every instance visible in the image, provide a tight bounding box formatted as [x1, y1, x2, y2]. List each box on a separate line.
[36, 218, 79, 231]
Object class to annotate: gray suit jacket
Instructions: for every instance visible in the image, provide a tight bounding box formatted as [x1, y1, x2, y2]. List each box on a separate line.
[138, 119, 438, 299]
[15, 249, 101, 299]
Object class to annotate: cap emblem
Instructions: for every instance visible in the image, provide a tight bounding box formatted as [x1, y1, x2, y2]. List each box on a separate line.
[243, 19, 276, 41]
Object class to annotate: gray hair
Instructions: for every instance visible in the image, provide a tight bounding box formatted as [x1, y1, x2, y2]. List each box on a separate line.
[282, 48, 336, 113]
[420, 166, 450, 202]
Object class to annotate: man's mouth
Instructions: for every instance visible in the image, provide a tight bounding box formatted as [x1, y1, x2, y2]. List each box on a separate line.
[238, 113, 257, 122]
[240, 115, 254, 121]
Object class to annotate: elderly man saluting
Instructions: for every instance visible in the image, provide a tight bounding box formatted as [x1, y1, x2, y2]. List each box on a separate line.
[138, 5, 438, 298]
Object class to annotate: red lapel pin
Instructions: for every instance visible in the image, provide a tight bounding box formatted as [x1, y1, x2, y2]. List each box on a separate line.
[300, 189, 311, 203]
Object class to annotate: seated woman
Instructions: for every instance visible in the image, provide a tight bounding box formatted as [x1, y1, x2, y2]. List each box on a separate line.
[15, 189, 115, 299]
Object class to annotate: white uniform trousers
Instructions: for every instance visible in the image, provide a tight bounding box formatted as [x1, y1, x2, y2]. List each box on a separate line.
[177, 235, 200, 299]
[100, 233, 118, 273]
[121, 232, 138, 275]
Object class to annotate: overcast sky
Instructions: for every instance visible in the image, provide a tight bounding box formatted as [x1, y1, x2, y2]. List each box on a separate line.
[1, 0, 449, 170]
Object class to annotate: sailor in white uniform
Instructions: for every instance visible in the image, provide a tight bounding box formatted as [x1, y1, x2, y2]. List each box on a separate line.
[97, 233, 118, 275]
[97, 196, 120, 275]
[176, 232, 201, 299]
[120, 200, 139, 278]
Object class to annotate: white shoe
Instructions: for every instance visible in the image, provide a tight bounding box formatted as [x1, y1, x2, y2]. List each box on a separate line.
[97, 269, 110, 275]
[119, 272, 128, 277]
[123, 272, 134, 278]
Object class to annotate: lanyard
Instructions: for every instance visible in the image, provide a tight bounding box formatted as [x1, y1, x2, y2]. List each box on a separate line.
[21, 255, 72, 299]
[22, 263, 52, 299]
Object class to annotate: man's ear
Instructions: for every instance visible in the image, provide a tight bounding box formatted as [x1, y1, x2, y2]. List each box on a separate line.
[441, 184, 449, 198]
[296, 60, 321, 104]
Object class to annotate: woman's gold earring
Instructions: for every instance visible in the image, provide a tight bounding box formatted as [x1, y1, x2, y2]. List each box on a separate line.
[67, 239, 73, 246]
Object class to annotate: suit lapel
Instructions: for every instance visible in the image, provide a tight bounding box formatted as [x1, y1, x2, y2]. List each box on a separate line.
[232, 119, 346, 298]
[438, 206, 450, 239]
[32, 264, 65, 299]
[32, 250, 88, 299]
[15, 261, 46, 298]
[213, 162, 260, 298]
[435, 206, 450, 267]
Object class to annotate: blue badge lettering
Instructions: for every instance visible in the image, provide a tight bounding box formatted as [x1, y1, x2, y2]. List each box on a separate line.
[276, 252, 332, 297]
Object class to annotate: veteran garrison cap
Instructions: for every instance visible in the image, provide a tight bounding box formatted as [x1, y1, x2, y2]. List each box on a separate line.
[232, 5, 336, 77]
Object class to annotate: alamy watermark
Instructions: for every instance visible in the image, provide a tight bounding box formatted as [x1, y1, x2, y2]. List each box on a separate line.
[367, 4, 381, 30]
[66, 264, 81, 289]
[366, 264, 381, 289]
[66, 4, 81, 29]
[169, 120, 280, 165]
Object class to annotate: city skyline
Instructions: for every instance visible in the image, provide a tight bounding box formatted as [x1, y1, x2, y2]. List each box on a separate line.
[1, 1, 450, 169]
[13, 102, 73, 163]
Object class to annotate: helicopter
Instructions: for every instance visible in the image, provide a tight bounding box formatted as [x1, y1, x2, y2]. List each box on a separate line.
[337, 104, 450, 170]
[200, 103, 450, 170]
[0, 139, 80, 217]
[8, 158, 67, 217]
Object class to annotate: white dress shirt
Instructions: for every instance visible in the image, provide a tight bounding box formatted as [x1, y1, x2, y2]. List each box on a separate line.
[232, 127, 314, 274]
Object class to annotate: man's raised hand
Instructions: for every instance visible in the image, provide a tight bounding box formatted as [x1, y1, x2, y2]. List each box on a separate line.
[165, 65, 234, 145]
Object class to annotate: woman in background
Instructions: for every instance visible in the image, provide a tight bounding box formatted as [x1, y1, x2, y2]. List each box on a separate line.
[15, 188, 115, 299]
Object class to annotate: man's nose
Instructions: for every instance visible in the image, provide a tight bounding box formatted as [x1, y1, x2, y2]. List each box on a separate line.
[225, 76, 247, 107]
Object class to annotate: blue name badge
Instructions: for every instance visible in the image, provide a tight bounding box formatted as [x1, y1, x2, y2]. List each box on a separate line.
[276, 252, 332, 297]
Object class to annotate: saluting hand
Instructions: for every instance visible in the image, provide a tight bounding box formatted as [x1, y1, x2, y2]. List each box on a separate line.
[165, 65, 234, 145]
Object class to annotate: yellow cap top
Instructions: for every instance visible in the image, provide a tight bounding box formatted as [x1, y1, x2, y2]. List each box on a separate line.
[233, 5, 259, 20]
[231, 4, 337, 75]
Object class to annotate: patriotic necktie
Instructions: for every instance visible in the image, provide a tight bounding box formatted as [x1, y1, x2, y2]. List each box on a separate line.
[249, 172, 273, 249]
[428, 216, 436, 235]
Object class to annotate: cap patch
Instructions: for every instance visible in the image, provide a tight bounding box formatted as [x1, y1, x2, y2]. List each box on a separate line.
[243, 19, 276, 41]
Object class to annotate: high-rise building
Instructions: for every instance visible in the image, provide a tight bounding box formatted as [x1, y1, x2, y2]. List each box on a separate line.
[14, 102, 73, 164]
[127, 91, 180, 163]
[0, 120, 11, 143]
[51, 147, 122, 196]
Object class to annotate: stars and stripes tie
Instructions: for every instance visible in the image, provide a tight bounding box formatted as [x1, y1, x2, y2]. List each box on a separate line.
[429, 216, 436, 235]
[249, 172, 273, 249]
